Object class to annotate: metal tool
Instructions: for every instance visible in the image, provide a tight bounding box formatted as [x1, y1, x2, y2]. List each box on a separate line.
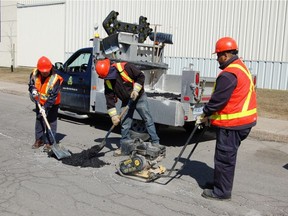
[147, 123, 207, 184]
[37, 102, 71, 159]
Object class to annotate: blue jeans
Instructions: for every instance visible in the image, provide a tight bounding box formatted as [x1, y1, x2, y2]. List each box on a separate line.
[120, 93, 160, 146]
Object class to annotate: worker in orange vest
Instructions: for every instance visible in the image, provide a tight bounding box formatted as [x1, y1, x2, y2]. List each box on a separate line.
[197, 37, 257, 200]
[28, 56, 63, 152]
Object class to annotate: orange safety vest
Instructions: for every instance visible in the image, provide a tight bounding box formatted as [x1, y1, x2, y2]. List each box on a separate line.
[105, 62, 134, 90]
[32, 69, 63, 106]
[210, 59, 257, 127]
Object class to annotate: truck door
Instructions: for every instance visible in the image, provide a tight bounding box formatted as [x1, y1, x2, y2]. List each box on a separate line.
[59, 48, 92, 113]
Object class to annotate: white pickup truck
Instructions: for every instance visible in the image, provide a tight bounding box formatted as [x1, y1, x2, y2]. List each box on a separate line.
[55, 11, 217, 132]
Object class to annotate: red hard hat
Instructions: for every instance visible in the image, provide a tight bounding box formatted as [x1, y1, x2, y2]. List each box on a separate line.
[213, 37, 238, 54]
[95, 59, 110, 78]
[37, 56, 52, 73]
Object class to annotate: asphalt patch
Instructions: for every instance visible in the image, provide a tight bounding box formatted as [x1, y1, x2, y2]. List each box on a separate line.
[61, 145, 110, 168]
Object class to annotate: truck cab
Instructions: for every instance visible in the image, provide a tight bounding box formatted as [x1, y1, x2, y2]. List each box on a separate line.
[55, 47, 93, 115]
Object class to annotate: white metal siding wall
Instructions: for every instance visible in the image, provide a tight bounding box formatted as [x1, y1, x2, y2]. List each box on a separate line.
[164, 57, 288, 90]
[63, 0, 288, 63]
[17, 1, 65, 66]
[5, 0, 288, 90]
[0, 0, 17, 67]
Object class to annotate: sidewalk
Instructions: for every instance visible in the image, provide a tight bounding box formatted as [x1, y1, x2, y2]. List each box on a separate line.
[250, 117, 288, 143]
[1, 81, 287, 143]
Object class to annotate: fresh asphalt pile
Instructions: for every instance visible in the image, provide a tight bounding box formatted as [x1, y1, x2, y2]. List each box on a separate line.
[60, 145, 110, 168]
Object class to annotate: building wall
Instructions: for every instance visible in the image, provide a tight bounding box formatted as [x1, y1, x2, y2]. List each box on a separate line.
[63, 0, 288, 62]
[17, 1, 65, 67]
[0, 0, 287, 89]
[165, 57, 288, 90]
[0, 0, 17, 68]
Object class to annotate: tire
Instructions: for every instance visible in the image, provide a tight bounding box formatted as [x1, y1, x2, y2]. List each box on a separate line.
[131, 119, 147, 133]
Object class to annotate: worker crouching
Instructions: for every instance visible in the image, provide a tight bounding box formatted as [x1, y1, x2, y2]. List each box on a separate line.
[95, 58, 165, 156]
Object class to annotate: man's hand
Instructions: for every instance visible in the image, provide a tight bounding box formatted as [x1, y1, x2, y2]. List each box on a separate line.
[130, 83, 142, 101]
[111, 115, 121, 126]
[196, 113, 208, 126]
[32, 89, 38, 99]
[39, 106, 46, 118]
[130, 90, 139, 101]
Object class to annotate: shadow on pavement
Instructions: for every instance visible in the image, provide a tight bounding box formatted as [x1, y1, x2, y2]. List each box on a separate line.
[176, 158, 214, 188]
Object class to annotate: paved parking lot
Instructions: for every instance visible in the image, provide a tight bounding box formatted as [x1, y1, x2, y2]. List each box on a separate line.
[0, 82, 288, 216]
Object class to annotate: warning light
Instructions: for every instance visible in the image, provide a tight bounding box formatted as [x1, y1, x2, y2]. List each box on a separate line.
[183, 96, 190, 101]
[195, 73, 200, 85]
[195, 87, 199, 97]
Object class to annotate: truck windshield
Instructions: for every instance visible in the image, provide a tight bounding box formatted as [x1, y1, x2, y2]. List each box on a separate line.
[67, 52, 91, 73]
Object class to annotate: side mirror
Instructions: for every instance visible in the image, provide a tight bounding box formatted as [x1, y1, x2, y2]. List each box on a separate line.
[54, 62, 64, 71]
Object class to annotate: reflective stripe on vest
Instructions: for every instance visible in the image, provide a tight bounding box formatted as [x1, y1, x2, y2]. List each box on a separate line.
[211, 108, 257, 121]
[227, 64, 254, 112]
[39, 74, 58, 101]
[34, 70, 62, 105]
[105, 80, 113, 90]
[114, 63, 133, 83]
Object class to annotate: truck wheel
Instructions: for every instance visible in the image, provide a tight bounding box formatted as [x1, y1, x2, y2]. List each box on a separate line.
[131, 119, 147, 133]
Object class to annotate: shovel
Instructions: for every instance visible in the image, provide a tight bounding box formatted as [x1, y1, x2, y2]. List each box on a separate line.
[95, 100, 132, 154]
[37, 102, 71, 159]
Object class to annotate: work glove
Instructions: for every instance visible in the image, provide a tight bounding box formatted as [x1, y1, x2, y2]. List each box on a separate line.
[30, 89, 39, 102]
[111, 115, 121, 126]
[39, 106, 46, 118]
[196, 113, 208, 128]
[130, 90, 139, 101]
[32, 89, 38, 98]
[108, 107, 120, 126]
[130, 83, 142, 101]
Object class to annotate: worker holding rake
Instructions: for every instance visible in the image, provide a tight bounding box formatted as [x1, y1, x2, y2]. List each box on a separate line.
[197, 37, 257, 200]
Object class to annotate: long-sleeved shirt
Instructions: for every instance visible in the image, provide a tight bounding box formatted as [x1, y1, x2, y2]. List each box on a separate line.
[203, 56, 238, 116]
[104, 63, 145, 109]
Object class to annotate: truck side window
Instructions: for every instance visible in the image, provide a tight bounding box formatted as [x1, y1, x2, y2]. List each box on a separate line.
[67, 53, 91, 73]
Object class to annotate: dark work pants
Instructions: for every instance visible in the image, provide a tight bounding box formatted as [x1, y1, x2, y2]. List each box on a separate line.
[213, 127, 251, 198]
[35, 105, 59, 145]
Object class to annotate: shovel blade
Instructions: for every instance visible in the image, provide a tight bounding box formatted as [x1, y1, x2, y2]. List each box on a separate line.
[51, 144, 71, 159]
[94, 140, 106, 154]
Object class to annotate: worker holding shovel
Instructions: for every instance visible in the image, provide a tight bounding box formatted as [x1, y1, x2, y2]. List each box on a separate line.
[28, 56, 63, 152]
[95, 58, 164, 156]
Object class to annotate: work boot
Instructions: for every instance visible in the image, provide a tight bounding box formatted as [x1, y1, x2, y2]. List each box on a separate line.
[32, 139, 44, 149]
[43, 144, 52, 152]
[201, 189, 231, 201]
[113, 148, 126, 157]
[152, 143, 166, 151]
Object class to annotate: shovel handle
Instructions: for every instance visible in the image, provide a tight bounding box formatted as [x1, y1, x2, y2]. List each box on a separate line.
[105, 102, 131, 139]
[37, 103, 50, 129]
[36, 102, 56, 144]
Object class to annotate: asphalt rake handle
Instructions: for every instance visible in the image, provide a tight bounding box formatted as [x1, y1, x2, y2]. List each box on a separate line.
[147, 124, 207, 184]
[37, 102, 71, 159]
